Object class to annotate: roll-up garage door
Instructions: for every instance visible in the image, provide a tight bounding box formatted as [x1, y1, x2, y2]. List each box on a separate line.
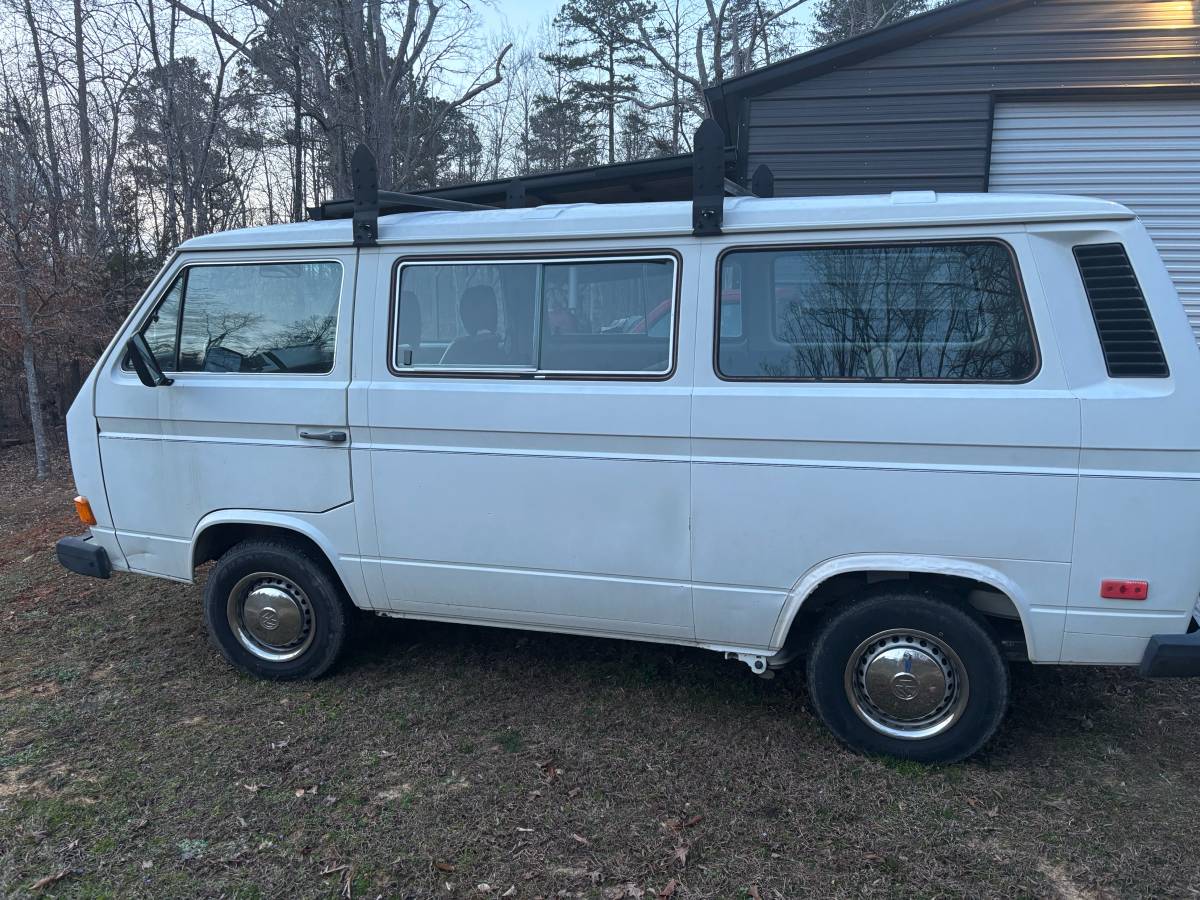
[990, 99, 1200, 339]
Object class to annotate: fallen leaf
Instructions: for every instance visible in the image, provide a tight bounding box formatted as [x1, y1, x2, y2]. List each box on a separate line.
[672, 846, 689, 867]
[748, 886, 762, 900]
[683, 814, 703, 828]
[552, 866, 589, 878]
[31, 870, 70, 892]
[502, 888, 517, 897]
[658, 879, 678, 898]
[477, 884, 493, 894]
[571, 833, 590, 847]
[435, 861, 457, 873]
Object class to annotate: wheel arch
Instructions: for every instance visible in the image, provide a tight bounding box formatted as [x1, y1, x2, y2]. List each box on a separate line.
[191, 510, 370, 609]
[774, 554, 1037, 660]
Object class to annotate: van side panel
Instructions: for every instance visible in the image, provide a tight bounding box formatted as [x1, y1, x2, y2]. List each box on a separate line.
[357, 242, 698, 642]
[689, 233, 1081, 659]
[1030, 224, 1200, 664]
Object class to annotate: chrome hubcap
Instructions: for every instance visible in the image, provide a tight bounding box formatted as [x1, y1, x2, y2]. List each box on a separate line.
[844, 629, 969, 740]
[227, 572, 315, 663]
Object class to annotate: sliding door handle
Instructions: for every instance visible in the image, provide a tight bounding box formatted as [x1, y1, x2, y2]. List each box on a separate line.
[299, 429, 348, 443]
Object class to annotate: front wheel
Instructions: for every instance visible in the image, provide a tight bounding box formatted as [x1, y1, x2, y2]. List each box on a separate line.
[806, 589, 1009, 764]
[203, 539, 349, 680]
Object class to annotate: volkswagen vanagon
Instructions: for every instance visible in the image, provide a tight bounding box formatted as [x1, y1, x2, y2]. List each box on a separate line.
[55, 149, 1200, 762]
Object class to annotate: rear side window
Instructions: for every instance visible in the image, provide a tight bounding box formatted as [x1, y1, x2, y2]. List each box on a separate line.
[1073, 243, 1168, 378]
[717, 242, 1038, 382]
[394, 256, 676, 376]
[135, 262, 342, 374]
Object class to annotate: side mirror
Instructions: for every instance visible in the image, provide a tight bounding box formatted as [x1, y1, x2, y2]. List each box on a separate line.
[125, 333, 173, 387]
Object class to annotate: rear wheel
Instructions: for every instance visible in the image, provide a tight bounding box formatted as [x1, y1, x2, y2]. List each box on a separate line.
[203, 539, 348, 680]
[806, 588, 1009, 763]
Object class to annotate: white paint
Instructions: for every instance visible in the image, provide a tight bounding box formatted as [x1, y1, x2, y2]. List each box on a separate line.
[64, 192, 1200, 669]
[178, 193, 1132, 251]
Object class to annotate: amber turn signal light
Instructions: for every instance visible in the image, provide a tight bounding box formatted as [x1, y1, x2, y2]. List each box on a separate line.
[74, 496, 97, 527]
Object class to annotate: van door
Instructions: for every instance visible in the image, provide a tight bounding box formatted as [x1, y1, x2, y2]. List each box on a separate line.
[356, 247, 694, 641]
[94, 250, 356, 578]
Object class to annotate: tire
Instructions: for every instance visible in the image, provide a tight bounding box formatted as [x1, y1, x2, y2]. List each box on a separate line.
[203, 538, 349, 680]
[806, 588, 1009, 764]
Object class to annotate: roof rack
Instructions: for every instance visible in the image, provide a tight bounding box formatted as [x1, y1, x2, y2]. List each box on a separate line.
[309, 120, 773, 246]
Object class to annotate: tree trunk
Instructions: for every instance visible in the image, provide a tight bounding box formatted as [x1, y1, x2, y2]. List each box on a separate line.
[16, 281, 50, 481]
[607, 46, 616, 165]
[23, 0, 64, 249]
[73, 0, 97, 254]
[291, 43, 304, 222]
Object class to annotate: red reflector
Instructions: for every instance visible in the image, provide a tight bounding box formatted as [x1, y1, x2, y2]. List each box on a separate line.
[1100, 580, 1149, 601]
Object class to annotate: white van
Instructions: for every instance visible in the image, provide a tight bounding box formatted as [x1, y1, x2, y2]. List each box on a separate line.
[56, 151, 1200, 762]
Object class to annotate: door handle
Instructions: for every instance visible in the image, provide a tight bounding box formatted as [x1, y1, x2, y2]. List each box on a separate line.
[299, 430, 348, 443]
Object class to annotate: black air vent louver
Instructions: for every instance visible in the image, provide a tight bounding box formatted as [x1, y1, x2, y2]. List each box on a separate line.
[1073, 243, 1169, 378]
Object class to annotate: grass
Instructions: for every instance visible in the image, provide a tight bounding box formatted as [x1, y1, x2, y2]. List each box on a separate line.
[2, 444, 1200, 898]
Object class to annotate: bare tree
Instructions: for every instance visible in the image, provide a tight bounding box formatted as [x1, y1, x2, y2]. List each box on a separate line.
[166, 0, 511, 193]
[632, 0, 808, 117]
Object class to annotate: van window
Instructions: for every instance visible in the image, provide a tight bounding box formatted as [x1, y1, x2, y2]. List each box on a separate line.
[395, 256, 676, 375]
[135, 262, 342, 374]
[717, 242, 1037, 382]
[142, 275, 184, 370]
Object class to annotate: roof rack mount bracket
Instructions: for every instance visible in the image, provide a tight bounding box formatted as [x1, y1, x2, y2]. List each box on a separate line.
[692, 118, 726, 237]
[351, 144, 380, 247]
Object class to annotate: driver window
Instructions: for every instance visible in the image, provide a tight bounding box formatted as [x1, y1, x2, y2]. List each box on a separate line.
[139, 261, 342, 374]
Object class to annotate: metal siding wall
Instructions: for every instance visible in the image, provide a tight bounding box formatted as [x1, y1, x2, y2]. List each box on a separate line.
[746, 0, 1200, 199]
[990, 99, 1200, 336]
[748, 94, 993, 196]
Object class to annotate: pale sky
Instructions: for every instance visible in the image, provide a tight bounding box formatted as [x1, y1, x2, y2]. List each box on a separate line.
[475, 0, 819, 53]
[476, 0, 563, 36]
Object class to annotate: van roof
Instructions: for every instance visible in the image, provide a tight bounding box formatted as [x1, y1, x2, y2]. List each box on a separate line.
[179, 192, 1134, 252]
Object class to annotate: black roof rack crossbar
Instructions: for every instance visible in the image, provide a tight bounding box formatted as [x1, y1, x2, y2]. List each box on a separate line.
[306, 144, 495, 246]
[311, 192, 494, 220]
[308, 133, 775, 244]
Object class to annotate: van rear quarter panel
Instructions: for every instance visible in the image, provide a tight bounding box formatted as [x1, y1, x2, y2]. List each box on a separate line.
[689, 231, 1081, 659]
[1030, 223, 1200, 664]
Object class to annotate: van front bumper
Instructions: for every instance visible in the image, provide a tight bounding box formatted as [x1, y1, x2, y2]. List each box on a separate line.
[55, 535, 112, 579]
[1140, 632, 1200, 678]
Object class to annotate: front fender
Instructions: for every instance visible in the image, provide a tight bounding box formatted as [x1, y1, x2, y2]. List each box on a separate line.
[191, 505, 370, 609]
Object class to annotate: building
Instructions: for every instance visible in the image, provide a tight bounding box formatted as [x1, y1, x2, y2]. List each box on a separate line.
[425, 0, 1200, 334]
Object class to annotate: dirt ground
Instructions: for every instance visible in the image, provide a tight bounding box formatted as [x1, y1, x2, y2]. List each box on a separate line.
[1, 444, 1199, 899]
